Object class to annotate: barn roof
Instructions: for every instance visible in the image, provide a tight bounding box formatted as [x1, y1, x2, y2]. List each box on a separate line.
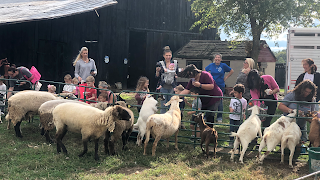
[174, 40, 247, 60]
[174, 40, 276, 62]
[0, 0, 117, 25]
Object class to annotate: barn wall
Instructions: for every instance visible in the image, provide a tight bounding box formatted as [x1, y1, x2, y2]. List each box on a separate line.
[0, 0, 217, 90]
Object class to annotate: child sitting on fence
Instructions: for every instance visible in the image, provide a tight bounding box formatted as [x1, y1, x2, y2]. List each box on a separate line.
[47, 84, 56, 94]
[62, 74, 76, 94]
[97, 93, 108, 102]
[229, 84, 247, 146]
[84, 76, 97, 104]
[98, 81, 117, 104]
[186, 87, 202, 139]
[0, 76, 6, 115]
[135, 76, 149, 113]
[72, 77, 79, 98]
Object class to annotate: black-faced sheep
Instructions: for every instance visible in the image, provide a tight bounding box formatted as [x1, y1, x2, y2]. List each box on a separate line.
[193, 113, 218, 158]
[91, 101, 134, 155]
[7, 90, 57, 138]
[39, 99, 88, 143]
[143, 95, 182, 156]
[52, 103, 131, 160]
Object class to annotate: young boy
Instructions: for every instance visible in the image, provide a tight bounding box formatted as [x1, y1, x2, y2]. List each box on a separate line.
[84, 76, 97, 104]
[97, 93, 107, 102]
[0, 76, 6, 116]
[229, 84, 247, 146]
[186, 87, 202, 139]
[62, 74, 76, 94]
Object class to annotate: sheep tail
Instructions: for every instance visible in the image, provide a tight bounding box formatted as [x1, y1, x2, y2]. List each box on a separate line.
[230, 132, 238, 138]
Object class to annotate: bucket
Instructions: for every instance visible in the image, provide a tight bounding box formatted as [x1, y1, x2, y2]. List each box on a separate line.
[308, 147, 320, 173]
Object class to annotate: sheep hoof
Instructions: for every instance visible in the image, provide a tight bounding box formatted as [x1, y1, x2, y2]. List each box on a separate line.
[280, 161, 284, 164]
[289, 165, 293, 169]
[122, 146, 128, 151]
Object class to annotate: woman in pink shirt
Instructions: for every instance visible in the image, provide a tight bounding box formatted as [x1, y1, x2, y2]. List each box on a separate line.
[247, 69, 279, 127]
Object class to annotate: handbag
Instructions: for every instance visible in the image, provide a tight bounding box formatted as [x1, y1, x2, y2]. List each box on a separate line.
[21, 66, 41, 84]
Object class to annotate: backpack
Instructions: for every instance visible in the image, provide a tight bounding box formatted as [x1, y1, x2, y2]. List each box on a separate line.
[159, 60, 177, 85]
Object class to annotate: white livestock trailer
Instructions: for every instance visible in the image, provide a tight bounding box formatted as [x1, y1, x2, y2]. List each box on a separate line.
[286, 28, 320, 93]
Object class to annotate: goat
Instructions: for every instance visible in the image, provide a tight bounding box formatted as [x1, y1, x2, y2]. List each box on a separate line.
[193, 113, 218, 158]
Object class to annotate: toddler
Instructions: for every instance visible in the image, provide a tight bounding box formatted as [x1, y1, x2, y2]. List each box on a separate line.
[72, 77, 80, 97]
[62, 74, 76, 94]
[186, 87, 202, 139]
[97, 93, 107, 102]
[135, 76, 149, 113]
[98, 81, 117, 104]
[47, 84, 56, 94]
[0, 76, 6, 116]
[84, 76, 97, 104]
[229, 84, 247, 146]
[157, 63, 177, 90]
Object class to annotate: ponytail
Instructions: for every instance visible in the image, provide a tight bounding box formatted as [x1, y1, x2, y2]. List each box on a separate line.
[73, 47, 88, 66]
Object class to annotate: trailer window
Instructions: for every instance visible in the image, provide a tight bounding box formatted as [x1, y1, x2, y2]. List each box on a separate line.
[294, 46, 314, 49]
[317, 46, 320, 49]
[294, 33, 315, 36]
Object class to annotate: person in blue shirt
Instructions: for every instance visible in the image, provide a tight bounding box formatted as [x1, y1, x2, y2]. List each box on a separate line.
[205, 54, 234, 122]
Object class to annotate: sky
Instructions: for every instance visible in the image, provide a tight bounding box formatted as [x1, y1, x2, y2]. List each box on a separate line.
[220, 30, 288, 52]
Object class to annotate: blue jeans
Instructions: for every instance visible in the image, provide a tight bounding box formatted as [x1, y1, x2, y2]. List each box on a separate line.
[230, 119, 242, 142]
[217, 86, 225, 120]
[296, 118, 307, 142]
[160, 87, 174, 114]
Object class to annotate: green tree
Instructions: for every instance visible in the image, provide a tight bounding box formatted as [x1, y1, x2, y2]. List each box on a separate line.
[190, 0, 320, 66]
[273, 49, 287, 63]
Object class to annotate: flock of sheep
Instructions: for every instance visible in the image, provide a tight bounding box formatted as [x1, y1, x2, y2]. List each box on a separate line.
[3, 90, 320, 168]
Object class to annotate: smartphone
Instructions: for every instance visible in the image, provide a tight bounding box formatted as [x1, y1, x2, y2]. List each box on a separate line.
[191, 78, 195, 82]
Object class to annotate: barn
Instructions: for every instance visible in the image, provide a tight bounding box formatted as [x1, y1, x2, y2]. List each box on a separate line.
[0, 0, 217, 90]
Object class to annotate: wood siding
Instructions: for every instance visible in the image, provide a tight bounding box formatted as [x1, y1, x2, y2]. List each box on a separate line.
[0, 0, 217, 89]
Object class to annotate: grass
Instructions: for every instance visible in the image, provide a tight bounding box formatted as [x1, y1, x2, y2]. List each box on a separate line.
[0, 93, 313, 179]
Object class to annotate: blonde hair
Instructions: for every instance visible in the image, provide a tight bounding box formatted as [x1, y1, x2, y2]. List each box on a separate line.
[73, 47, 88, 66]
[175, 84, 185, 92]
[64, 74, 72, 80]
[47, 84, 56, 92]
[98, 81, 110, 88]
[136, 76, 150, 92]
[72, 77, 79, 84]
[86, 75, 95, 83]
[242, 58, 255, 72]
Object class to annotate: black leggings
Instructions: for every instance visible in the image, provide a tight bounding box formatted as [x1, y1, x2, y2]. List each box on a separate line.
[262, 98, 277, 127]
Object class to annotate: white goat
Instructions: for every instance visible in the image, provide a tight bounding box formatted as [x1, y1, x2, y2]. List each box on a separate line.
[230, 105, 263, 163]
[143, 95, 182, 156]
[133, 95, 158, 146]
[258, 110, 297, 164]
[280, 122, 302, 168]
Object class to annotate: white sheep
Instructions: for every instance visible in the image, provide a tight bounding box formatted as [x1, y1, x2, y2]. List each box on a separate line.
[258, 110, 297, 164]
[7, 90, 57, 138]
[280, 121, 302, 168]
[143, 95, 182, 156]
[133, 95, 158, 146]
[92, 101, 134, 155]
[230, 105, 264, 163]
[52, 103, 131, 160]
[39, 99, 88, 143]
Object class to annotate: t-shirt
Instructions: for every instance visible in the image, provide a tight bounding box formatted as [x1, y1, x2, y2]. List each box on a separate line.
[282, 92, 315, 115]
[229, 98, 247, 120]
[304, 73, 314, 82]
[205, 63, 232, 88]
[85, 86, 97, 104]
[186, 71, 222, 108]
[9, 67, 32, 88]
[192, 98, 202, 110]
[63, 84, 76, 93]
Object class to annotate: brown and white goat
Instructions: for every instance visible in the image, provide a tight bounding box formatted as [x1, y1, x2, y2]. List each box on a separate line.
[306, 111, 320, 147]
[193, 113, 218, 158]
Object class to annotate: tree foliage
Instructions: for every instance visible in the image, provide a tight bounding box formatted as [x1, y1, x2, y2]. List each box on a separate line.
[190, 0, 320, 64]
[273, 49, 287, 63]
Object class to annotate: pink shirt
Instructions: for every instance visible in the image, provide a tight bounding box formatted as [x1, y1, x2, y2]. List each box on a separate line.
[250, 75, 279, 106]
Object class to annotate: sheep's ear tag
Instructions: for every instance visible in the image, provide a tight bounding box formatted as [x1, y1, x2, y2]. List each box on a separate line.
[128, 105, 131, 108]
